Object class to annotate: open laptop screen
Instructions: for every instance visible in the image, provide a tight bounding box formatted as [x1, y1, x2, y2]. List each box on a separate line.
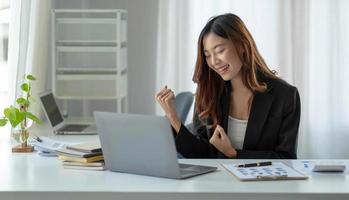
[40, 93, 64, 127]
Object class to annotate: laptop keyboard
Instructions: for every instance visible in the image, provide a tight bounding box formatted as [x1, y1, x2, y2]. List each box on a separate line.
[60, 125, 88, 132]
[179, 163, 205, 173]
[179, 163, 217, 178]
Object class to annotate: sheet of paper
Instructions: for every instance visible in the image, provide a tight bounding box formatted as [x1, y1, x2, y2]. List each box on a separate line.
[222, 162, 307, 181]
[29, 136, 76, 155]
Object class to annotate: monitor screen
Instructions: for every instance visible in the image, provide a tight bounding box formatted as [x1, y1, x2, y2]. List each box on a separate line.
[40, 93, 64, 127]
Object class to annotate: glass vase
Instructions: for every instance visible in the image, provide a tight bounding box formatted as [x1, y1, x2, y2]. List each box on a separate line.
[11, 119, 33, 147]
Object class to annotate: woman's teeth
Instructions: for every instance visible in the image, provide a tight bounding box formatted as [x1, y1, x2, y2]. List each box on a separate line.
[219, 64, 229, 73]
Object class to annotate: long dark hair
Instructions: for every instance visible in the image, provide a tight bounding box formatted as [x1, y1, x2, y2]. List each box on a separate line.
[193, 13, 278, 125]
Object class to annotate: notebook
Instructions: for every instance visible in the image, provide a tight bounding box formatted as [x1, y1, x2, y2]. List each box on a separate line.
[222, 162, 308, 181]
[66, 141, 102, 153]
[56, 147, 102, 158]
[58, 155, 104, 163]
[39, 91, 97, 135]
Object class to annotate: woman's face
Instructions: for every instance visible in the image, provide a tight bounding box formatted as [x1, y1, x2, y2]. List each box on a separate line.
[203, 32, 243, 81]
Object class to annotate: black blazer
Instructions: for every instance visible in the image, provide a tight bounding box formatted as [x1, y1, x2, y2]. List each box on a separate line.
[174, 77, 301, 159]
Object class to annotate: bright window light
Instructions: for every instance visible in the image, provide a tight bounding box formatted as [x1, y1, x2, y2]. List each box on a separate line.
[0, 1, 10, 118]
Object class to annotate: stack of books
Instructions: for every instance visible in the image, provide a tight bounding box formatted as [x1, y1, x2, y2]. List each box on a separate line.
[56, 141, 106, 171]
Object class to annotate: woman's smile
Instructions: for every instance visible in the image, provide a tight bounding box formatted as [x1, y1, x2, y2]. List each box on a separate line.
[216, 64, 230, 75]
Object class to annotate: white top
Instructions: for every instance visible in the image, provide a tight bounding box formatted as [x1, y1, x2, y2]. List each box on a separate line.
[227, 116, 247, 149]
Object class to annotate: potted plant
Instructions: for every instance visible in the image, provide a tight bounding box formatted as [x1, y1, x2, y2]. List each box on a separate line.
[0, 74, 42, 152]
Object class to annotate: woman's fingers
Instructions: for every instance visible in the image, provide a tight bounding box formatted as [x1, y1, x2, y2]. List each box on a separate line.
[161, 90, 175, 102]
[160, 91, 171, 102]
[160, 89, 171, 100]
[155, 86, 176, 116]
[209, 127, 220, 144]
[156, 87, 175, 103]
[210, 125, 228, 144]
[155, 86, 168, 99]
[216, 125, 227, 139]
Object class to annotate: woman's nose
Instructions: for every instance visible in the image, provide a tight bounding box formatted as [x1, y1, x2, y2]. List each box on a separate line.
[211, 55, 220, 65]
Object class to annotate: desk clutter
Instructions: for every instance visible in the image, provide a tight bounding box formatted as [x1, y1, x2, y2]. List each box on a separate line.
[30, 137, 105, 171]
[30, 137, 348, 174]
[57, 145, 105, 170]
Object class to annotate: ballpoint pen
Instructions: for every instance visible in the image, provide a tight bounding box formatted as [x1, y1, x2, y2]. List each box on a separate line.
[237, 161, 272, 168]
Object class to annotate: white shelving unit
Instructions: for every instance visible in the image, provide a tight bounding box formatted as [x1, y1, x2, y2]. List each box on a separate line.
[51, 9, 127, 123]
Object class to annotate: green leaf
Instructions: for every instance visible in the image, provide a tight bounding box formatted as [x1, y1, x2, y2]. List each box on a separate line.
[26, 74, 36, 80]
[4, 106, 25, 128]
[0, 118, 8, 126]
[4, 106, 14, 118]
[21, 83, 29, 92]
[25, 112, 42, 124]
[16, 97, 28, 105]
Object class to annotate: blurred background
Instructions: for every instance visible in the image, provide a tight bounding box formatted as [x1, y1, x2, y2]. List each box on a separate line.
[0, 0, 349, 159]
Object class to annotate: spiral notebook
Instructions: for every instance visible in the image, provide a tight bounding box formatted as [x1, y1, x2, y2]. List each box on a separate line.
[222, 162, 308, 181]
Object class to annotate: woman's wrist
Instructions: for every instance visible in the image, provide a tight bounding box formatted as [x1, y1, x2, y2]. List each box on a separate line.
[226, 147, 237, 158]
[166, 114, 181, 133]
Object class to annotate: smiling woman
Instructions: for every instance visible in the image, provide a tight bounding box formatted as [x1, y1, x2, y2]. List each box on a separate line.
[156, 13, 301, 159]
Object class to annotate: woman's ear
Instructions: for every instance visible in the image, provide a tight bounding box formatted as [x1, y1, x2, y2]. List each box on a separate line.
[238, 45, 245, 54]
[239, 46, 246, 60]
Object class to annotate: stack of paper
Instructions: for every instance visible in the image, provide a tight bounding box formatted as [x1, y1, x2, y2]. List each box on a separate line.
[66, 140, 102, 153]
[30, 136, 74, 157]
[57, 140, 105, 171]
[62, 161, 105, 171]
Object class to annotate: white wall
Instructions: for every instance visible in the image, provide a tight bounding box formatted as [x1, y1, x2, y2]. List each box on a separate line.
[48, 0, 158, 115]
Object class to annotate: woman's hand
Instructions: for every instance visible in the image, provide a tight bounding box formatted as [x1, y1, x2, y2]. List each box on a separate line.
[209, 125, 237, 158]
[155, 86, 181, 133]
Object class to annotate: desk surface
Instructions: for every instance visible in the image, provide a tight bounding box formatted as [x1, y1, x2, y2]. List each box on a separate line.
[1, 126, 349, 200]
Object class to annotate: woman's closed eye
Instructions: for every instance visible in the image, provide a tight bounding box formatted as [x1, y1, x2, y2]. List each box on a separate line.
[216, 48, 225, 54]
[204, 50, 224, 58]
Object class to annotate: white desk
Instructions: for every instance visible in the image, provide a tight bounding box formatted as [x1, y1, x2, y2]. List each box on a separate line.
[1, 126, 349, 200]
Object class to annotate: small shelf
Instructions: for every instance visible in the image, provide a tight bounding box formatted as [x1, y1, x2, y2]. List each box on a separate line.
[52, 9, 128, 117]
[53, 9, 127, 13]
[57, 40, 117, 46]
[56, 41, 127, 47]
[56, 68, 127, 75]
[57, 46, 117, 52]
[57, 67, 117, 73]
[56, 74, 118, 81]
[56, 96, 120, 100]
[56, 18, 117, 24]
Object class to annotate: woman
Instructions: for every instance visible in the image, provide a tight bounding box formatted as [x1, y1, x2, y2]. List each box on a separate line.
[155, 13, 300, 159]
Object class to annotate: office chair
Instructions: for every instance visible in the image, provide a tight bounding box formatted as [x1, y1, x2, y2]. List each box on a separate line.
[174, 92, 194, 123]
[173, 92, 194, 159]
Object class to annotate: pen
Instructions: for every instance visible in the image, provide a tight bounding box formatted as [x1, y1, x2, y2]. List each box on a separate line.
[237, 161, 272, 168]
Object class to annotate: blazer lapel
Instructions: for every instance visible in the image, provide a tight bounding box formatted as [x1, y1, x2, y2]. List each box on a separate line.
[243, 91, 274, 149]
[216, 82, 230, 158]
[221, 84, 230, 131]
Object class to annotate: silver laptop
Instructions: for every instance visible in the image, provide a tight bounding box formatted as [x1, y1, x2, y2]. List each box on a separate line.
[94, 111, 217, 179]
[39, 91, 97, 135]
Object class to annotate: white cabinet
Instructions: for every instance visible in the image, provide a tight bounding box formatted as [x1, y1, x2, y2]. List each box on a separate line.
[51, 9, 127, 122]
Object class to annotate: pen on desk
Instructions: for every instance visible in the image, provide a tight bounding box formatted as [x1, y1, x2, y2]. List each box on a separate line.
[237, 161, 272, 168]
